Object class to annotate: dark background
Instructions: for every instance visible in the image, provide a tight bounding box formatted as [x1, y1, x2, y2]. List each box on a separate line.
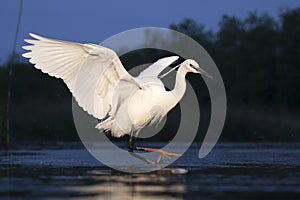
[1, 8, 300, 145]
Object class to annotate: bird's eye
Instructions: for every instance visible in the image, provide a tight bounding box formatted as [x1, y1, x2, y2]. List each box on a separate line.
[189, 63, 193, 67]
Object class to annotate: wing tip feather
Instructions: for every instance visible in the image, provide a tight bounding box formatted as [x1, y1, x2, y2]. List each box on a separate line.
[29, 33, 40, 39]
[22, 45, 32, 50]
[22, 52, 32, 58]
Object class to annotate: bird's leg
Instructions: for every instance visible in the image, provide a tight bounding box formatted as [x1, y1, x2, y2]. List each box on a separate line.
[128, 134, 155, 164]
[128, 131, 181, 164]
[135, 147, 182, 164]
[128, 134, 136, 152]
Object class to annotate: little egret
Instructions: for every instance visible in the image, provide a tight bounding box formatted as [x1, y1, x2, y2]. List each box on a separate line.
[22, 33, 212, 163]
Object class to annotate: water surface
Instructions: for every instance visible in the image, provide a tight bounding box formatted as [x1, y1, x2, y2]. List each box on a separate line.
[1, 143, 300, 199]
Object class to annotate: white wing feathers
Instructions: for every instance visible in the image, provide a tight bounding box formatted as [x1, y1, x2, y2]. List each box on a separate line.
[138, 56, 179, 78]
[22, 33, 132, 119]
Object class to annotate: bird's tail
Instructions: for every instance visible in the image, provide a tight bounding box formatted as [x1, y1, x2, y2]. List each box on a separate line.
[95, 117, 128, 138]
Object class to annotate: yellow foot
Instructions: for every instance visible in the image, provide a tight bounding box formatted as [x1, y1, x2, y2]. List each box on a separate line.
[135, 147, 182, 164]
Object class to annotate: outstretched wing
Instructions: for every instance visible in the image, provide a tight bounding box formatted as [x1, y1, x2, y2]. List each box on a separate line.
[138, 56, 179, 78]
[22, 33, 134, 119]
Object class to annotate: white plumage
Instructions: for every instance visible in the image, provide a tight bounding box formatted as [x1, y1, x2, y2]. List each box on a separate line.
[22, 33, 212, 140]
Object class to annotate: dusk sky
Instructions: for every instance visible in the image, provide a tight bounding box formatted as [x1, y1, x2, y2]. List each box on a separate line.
[1, 0, 300, 64]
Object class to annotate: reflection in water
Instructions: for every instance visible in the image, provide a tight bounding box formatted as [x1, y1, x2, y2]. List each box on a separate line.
[1, 166, 187, 199]
[67, 170, 186, 199]
[1, 143, 300, 199]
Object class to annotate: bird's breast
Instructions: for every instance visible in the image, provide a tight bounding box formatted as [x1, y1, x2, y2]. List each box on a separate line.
[127, 84, 168, 127]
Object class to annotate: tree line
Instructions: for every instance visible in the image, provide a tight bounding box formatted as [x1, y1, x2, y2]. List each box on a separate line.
[1, 8, 300, 143]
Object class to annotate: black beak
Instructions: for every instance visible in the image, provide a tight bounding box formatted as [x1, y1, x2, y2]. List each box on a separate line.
[197, 67, 213, 79]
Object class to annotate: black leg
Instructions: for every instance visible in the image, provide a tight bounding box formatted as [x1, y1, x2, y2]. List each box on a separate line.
[128, 135, 136, 152]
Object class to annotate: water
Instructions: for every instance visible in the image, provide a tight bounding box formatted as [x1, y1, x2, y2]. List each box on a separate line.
[1, 143, 300, 199]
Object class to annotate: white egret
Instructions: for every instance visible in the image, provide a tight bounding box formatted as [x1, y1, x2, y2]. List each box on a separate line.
[22, 33, 212, 163]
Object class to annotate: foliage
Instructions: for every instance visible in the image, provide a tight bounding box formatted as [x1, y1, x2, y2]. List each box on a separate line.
[170, 8, 300, 141]
[1, 8, 300, 142]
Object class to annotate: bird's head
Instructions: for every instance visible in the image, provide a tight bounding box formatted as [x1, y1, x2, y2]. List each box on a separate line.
[183, 59, 213, 79]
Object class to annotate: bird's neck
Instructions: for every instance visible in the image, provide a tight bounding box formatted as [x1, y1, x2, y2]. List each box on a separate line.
[165, 66, 188, 111]
[172, 66, 188, 100]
